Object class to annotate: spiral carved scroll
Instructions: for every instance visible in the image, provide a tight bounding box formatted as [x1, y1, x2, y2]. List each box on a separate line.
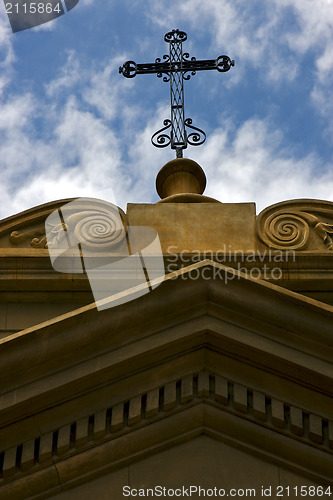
[46, 200, 128, 251]
[257, 200, 333, 251]
[262, 212, 310, 250]
[73, 212, 126, 249]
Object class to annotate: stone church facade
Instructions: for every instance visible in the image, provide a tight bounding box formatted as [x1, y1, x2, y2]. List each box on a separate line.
[0, 158, 332, 498]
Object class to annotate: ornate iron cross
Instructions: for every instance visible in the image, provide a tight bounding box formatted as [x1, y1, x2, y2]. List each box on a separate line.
[119, 29, 234, 158]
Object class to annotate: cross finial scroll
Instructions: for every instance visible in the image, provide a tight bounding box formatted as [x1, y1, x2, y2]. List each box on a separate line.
[119, 29, 234, 158]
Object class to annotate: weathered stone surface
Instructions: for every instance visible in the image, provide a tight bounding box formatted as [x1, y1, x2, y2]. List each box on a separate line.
[0, 160, 333, 497]
[127, 202, 257, 254]
[257, 199, 333, 251]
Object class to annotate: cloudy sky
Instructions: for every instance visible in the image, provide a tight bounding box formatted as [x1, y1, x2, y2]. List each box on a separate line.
[0, 0, 333, 220]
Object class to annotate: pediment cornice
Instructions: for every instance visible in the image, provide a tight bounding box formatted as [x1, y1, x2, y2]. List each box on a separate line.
[0, 198, 128, 252]
[0, 370, 332, 498]
[2, 199, 333, 308]
[0, 261, 332, 497]
[0, 199, 76, 249]
[0, 261, 332, 438]
[2, 197, 333, 254]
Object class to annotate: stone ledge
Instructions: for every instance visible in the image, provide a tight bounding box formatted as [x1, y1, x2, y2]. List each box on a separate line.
[1, 371, 332, 488]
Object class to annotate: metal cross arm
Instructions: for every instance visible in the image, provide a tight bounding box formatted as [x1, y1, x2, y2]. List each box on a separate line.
[119, 55, 234, 79]
[119, 29, 234, 158]
[181, 56, 235, 73]
[119, 60, 172, 78]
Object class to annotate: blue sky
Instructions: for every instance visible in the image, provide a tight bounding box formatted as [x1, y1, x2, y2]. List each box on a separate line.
[1, 0, 333, 219]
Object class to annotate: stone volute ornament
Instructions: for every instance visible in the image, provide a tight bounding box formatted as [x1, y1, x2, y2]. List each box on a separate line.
[0, 199, 128, 251]
[257, 199, 333, 251]
[45, 200, 127, 251]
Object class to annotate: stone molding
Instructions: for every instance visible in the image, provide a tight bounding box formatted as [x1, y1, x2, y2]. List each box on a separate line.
[0, 198, 128, 251]
[1, 261, 332, 496]
[0, 199, 75, 249]
[1, 252, 333, 307]
[257, 199, 333, 251]
[3, 197, 333, 253]
[1, 260, 332, 433]
[1, 371, 332, 493]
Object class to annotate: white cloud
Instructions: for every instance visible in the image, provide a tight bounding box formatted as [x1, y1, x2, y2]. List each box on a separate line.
[1, 46, 333, 219]
[145, 0, 333, 132]
[193, 118, 333, 213]
[0, 54, 123, 217]
[278, 0, 333, 128]
[147, 0, 333, 74]
[281, 0, 333, 56]
[0, 16, 15, 95]
[0, 93, 35, 130]
[1, 0, 333, 220]
[146, 1, 293, 81]
[82, 55, 133, 121]
[0, 93, 47, 191]
[45, 50, 81, 96]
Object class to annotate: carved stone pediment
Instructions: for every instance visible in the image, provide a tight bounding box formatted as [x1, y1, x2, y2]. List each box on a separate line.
[0, 198, 128, 251]
[3, 197, 333, 254]
[0, 261, 332, 496]
[0, 199, 75, 249]
[257, 199, 333, 251]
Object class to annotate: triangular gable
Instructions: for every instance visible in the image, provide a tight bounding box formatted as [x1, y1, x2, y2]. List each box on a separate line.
[0, 261, 332, 497]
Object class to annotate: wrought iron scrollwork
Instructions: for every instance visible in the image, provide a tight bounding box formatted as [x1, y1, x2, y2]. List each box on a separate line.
[216, 55, 235, 72]
[119, 60, 138, 78]
[119, 29, 234, 158]
[164, 29, 187, 43]
[155, 55, 170, 64]
[151, 120, 172, 148]
[185, 119, 206, 146]
[155, 55, 171, 81]
[151, 118, 206, 151]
